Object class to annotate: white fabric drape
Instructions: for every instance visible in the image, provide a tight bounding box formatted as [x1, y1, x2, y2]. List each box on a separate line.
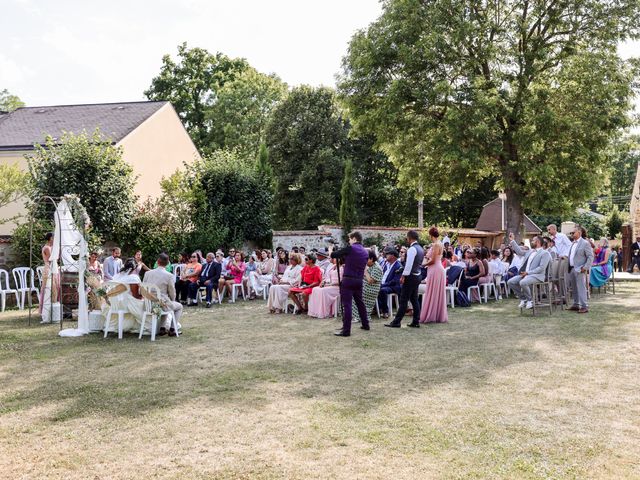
[52, 199, 89, 337]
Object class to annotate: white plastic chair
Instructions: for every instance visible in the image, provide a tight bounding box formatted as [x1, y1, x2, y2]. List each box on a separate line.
[0, 269, 18, 312]
[139, 283, 178, 341]
[12, 267, 39, 310]
[480, 282, 497, 302]
[387, 293, 399, 316]
[231, 282, 246, 302]
[103, 282, 129, 340]
[35, 266, 44, 288]
[467, 285, 482, 304]
[285, 296, 298, 314]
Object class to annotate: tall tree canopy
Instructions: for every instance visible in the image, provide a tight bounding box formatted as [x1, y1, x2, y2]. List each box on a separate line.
[339, 0, 640, 238]
[145, 43, 286, 156]
[266, 86, 349, 229]
[0, 89, 24, 112]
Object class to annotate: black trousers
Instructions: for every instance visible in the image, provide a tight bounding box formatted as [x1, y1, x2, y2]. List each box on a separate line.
[175, 279, 189, 302]
[392, 275, 421, 325]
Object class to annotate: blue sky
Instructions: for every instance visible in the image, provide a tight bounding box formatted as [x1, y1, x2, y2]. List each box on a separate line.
[1, 0, 638, 109]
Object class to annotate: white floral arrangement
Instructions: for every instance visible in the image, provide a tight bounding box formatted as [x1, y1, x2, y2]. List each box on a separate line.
[151, 303, 164, 317]
[62, 194, 91, 230]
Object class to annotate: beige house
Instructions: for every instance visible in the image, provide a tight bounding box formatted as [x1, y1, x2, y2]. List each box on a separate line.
[0, 101, 200, 235]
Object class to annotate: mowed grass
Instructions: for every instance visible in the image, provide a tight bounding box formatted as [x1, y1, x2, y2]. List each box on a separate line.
[0, 285, 639, 480]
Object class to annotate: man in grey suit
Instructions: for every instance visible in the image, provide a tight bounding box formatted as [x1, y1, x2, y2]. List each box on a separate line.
[143, 253, 183, 336]
[507, 233, 552, 310]
[566, 226, 594, 313]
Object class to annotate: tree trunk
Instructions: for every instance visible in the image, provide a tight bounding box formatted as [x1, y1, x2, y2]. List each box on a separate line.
[417, 199, 424, 229]
[505, 188, 525, 242]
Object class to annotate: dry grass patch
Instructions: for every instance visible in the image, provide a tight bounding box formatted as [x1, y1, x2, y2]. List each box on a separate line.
[0, 285, 639, 479]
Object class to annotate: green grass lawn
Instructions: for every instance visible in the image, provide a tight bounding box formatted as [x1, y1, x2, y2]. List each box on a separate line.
[1, 285, 639, 479]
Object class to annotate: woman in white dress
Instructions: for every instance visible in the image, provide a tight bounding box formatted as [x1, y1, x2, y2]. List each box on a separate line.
[249, 249, 276, 299]
[267, 253, 303, 313]
[103, 258, 145, 333]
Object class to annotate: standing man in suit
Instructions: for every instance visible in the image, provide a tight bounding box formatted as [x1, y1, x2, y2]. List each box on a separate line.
[567, 226, 595, 313]
[507, 233, 552, 309]
[103, 247, 123, 281]
[330, 231, 370, 337]
[190, 252, 221, 307]
[377, 248, 402, 319]
[143, 253, 183, 336]
[385, 230, 424, 328]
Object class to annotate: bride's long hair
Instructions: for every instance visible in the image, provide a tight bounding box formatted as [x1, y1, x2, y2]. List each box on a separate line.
[121, 258, 137, 275]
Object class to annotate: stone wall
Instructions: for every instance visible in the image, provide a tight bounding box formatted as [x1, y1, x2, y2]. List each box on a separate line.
[272, 231, 334, 251]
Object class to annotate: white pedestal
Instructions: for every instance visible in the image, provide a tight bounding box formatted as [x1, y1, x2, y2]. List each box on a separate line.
[88, 310, 104, 332]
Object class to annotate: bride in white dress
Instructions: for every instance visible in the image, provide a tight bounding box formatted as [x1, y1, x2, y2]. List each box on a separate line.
[103, 258, 145, 333]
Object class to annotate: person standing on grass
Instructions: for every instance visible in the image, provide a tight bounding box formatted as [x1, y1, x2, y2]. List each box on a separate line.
[385, 230, 424, 329]
[330, 231, 370, 337]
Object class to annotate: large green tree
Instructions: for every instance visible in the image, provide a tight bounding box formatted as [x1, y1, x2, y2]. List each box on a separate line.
[608, 134, 640, 210]
[339, 0, 640, 239]
[193, 149, 273, 248]
[206, 68, 287, 156]
[0, 89, 24, 112]
[266, 86, 349, 229]
[27, 130, 137, 239]
[145, 43, 286, 157]
[339, 159, 357, 240]
[145, 43, 249, 151]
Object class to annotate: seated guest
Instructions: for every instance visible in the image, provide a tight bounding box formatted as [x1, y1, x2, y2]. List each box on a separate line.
[143, 253, 183, 336]
[459, 248, 485, 296]
[354, 250, 383, 323]
[489, 250, 506, 298]
[189, 252, 221, 307]
[173, 252, 191, 303]
[181, 253, 202, 306]
[103, 247, 123, 281]
[507, 234, 551, 309]
[194, 250, 206, 265]
[248, 249, 276, 299]
[87, 251, 103, 281]
[590, 237, 612, 288]
[219, 251, 246, 302]
[308, 258, 342, 318]
[377, 249, 402, 319]
[276, 249, 289, 276]
[478, 247, 492, 285]
[316, 249, 331, 276]
[546, 238, 558, 260]
[222, 248, 236, 277]
[268, 253, 303, 313]
[133, 250, 150, 278]
[288, 254, 323, 314]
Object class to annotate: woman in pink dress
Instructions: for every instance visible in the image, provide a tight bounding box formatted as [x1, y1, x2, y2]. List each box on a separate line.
[308, 258, 342, 318]
[420, 227, 448, 324]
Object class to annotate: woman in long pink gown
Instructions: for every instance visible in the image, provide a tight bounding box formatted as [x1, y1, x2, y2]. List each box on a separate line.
[308, 259, 342, 319]
[420, 227, 448, 324]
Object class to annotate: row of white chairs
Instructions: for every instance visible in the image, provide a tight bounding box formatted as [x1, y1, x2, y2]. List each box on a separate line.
[0, 267, 41, 312]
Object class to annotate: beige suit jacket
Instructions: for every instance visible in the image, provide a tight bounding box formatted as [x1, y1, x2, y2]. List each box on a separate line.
[143, 267, 176, 302]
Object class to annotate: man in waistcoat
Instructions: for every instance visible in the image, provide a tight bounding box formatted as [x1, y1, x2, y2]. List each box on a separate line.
[330, 231, 370, 337]
[385, 230, 424, 328]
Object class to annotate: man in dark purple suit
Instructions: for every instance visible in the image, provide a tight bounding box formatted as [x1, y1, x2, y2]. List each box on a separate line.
[330, 231, 370, 337]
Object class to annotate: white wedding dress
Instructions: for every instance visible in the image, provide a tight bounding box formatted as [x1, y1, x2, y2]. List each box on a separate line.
[102, 273, 145, 333]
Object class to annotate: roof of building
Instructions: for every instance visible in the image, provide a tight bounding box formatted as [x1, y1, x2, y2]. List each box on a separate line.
[0, 101, 168, 151]
[475, 197, 542, 234]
